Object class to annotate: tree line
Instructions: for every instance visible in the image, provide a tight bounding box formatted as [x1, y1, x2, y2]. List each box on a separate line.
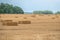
[0, 3, 24, 14]
[33, 10, 60, 14]
[0, 3, 60, 14]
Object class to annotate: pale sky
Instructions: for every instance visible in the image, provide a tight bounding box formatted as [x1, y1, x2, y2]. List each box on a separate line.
[0, 0, 60, 12]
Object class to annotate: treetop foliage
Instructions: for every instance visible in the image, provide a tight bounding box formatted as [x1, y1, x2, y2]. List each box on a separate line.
[0, 3, 24, 14]
[33, 10, 53, 14]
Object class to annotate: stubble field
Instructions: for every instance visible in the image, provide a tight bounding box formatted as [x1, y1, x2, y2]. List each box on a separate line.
[0, 14, 60, 40]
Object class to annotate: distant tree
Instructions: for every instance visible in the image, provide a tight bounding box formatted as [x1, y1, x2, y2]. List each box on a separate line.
[55, 11, 60, 14]
[42, 10, 53, 14]
[0, 3, 24, 14]
[13, 6, 24, 14]
[33, 10, 53, 14]
[33, 11, 44, 14]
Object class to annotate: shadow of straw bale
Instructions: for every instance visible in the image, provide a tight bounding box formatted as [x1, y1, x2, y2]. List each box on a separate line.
[23, 17, 27, 19]
[6, 22, 18, 26]
[31, 15, 36, 17]
[18, 21, 31, 24]
[52, 17, 55, 19]
[56, 15, 59, 18]
[2, 20, 18, 26]
[15, 16, 18, 18]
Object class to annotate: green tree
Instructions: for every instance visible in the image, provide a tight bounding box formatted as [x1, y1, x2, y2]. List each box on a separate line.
[33, 10, 53, 14]
[13, 6, 24, 14]
[55, 11, 60, 14]
[0, 3, 24, 14]
[42, 10, 53, 14]
[33, 11, 44, 14]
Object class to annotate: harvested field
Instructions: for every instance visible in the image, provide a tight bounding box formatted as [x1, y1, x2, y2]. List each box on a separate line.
[0, 14, 60, 40]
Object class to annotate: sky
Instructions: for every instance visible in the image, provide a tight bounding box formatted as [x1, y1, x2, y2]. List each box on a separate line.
[0, 0, 60, 12]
